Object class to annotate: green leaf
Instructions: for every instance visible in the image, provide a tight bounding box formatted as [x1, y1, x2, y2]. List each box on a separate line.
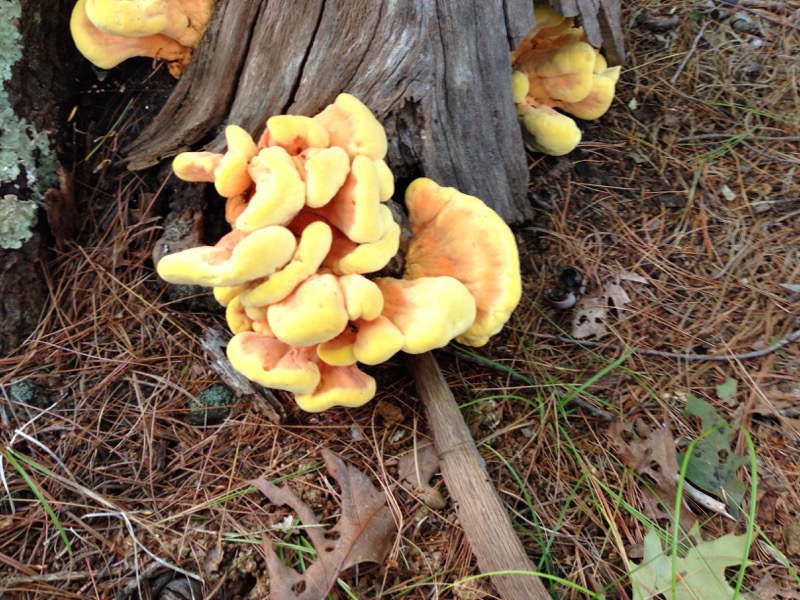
[630, 528, 749, 600]
[677, 396, 747, 511]
[715, 378, 738, 403]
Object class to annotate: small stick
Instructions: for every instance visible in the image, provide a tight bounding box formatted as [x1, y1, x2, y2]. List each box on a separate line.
[408, 351, 550, 600]
[530, 328, 800, 362]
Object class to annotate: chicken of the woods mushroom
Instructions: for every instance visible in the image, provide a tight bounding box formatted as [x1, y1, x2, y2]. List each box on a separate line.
[511, 1, 621, 155]
[156, 94, 521, 412]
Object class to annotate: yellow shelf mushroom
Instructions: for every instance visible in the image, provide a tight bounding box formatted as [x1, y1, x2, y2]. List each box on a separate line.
[511, 2, 621, 155]
[156, 94, 522, 412]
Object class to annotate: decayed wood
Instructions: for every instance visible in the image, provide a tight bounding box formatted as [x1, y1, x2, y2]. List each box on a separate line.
[408, 352, 550, 600]
[125, 0, 535, 223]
[549, 0, 626, 65]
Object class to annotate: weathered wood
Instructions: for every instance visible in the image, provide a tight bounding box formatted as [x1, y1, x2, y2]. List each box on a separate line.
[125, 0, 535, 223]
[549, 0, 626, 65]
[409, 352, 550, 600]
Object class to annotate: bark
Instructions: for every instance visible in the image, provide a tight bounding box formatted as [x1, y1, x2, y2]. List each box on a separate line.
[551, 0, 626, 65]
[0, 0, 74, 356]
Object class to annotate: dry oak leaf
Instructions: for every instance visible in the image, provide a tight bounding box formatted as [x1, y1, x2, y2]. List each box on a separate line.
[397, 441, 446, 509]
[607, 421, 697, 532]
[250, 449, 396, 600]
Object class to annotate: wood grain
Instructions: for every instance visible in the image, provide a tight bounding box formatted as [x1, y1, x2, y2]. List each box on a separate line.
[409, 352, 550, 600]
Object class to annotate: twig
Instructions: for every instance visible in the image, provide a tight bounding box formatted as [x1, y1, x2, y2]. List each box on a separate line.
[678, 476, 733, 519]
[670, 20, 711, 85]
[529, 328, 800, 361]
[408, 351, 551, 600]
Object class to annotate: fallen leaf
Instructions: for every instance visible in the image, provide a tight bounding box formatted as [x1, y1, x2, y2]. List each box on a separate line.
[251, 449, 396, 600]
[715, 377, 738, 406]
[571, 275, 647, 339]
[572, 295, 609, 339]
[678, 396, 748, 513]
[783, 517, 800, 556]
[750, 573, 800, 599]
[607, 421, 697, 531]
[630, 527, 750, 600]
[398, 442, 446, 509]
[604, 279, 632, 315]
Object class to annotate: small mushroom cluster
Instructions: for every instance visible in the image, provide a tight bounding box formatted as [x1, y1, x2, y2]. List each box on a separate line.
[156, 94, 521, 412]
[511, 2, 621, 156]
[70, 0, 215, 75]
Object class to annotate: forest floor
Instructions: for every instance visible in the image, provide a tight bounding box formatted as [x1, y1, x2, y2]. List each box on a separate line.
[1, 1, 798, 599]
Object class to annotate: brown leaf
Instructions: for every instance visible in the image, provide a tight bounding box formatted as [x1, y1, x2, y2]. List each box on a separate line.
[250, 449, 396, 600]
[751, 573, 800, 599]
[607, 421, 697, 532]
[398, 442, 446, 509]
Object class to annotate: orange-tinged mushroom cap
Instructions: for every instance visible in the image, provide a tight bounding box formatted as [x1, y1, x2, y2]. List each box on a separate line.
[214, 125, 259, 197]
[323, 205, 401, 275]
[313, 93, 388, 160]
[375, 276, 477, 354]
[316, 331, 358, 367]
[374, 159, 395, 202]
[352, 315, 405, 365]
[267, 273, 350, 346]
[555, 65, 621, 120]
[213, 284, 245, 307]
[239, 220, 333, 307]
[315, 155, 384, 244]
[171, 125, 258, 197]
[404, 178, 521, 347]
[156, 226, 296, 287]
[292, 147, 350, 209]
[339, 274, 384, 321]
[515, 41, 597, 104]
[316, 314, 405, 367]
[226, 296, 253, 334]
[83, 0, 214, 48]
[172, 151, 221, 183]
[238, 146, 306, 232]
[226, 332, 321, 395]
[71, 0, 190, 70]
[294, 362, 377, 412]
[518, 102, 581, 156]
[259, 115, 330, 154]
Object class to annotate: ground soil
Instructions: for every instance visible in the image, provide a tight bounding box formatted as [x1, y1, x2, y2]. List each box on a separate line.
[0, 1, 798, 599]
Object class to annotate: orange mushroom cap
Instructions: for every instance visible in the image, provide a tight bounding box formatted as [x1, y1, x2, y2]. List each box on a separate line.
[375, 276, 477, 354]
[238, 220, 333, 308]
[313, 93, 388, 161]
[155, 226, 297, 287]
[226, 332, 321, 395]
[259, 115, 330, 155]
[404, 178, 521, 346]
[294, 362, 377, 412]
[237, 146, 306, 231]
[83, 0, 215, 48]
[266, 273, 350, 347]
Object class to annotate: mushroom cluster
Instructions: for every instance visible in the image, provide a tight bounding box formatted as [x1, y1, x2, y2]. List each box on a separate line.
[156, 94, 521, 412]
[511, 2, 621, 156]
[70, 0, 215, 76]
